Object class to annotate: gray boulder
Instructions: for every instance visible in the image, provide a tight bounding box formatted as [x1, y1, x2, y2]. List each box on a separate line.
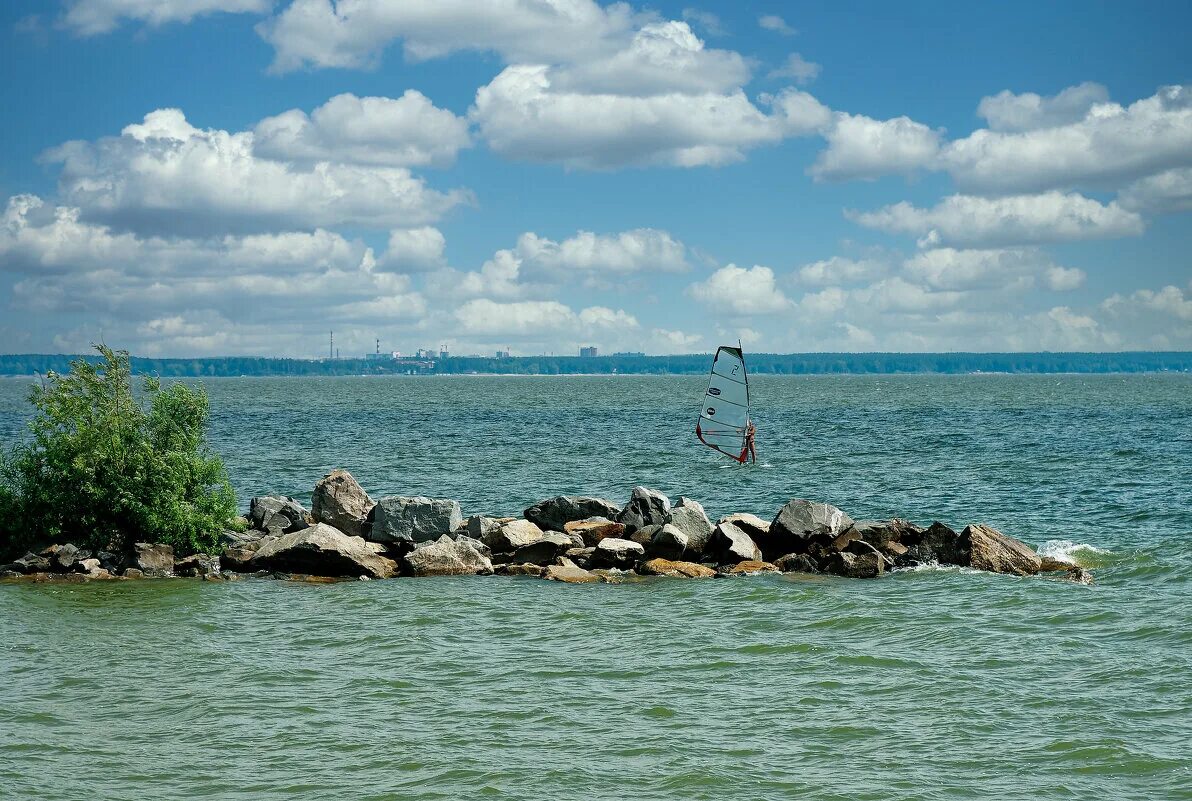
[508, 532, 572, 566]
[774, 553, 819, 573]
[963, 524, 1041, 575]
[175, 554, 221, 578]
[707, 521, 763, 565]
[371, 496, 463, 544]
[617, 487, 671, 533]
[648, 524, 690, 561]
[311, 470, 375, 538]
[466, 515, 515, 543]
[40, 543, 83, 573]
[252, 523, 397, 579]
[249, 495, 311, 536]
[717, 513, 771, 542]
[590, 537, 646, 569]
[902, 521, 966, 565]
[824, 541, 885, 579]
[767, 500, 855, 558]
[667, 497, 713, 555]
[455, 534, 493, 560]
[403, 535, 493, 577]
[487, 519, 545, 554]
[524, 496, 622, 531]
[133, 542, 175, 577]
[9, 551, 51, 574]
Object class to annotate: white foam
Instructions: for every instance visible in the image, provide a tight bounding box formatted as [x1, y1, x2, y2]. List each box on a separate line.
[1036, 539, 1111, 565]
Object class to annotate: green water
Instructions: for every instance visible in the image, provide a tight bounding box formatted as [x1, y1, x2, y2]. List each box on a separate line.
[1, 375, 1190, 799]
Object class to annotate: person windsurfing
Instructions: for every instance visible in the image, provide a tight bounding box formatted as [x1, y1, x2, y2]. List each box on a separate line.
[695, 343, 756, 464]
[744, 420, 758, 463]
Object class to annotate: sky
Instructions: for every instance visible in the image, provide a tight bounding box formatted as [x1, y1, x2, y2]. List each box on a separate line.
[1, 1, 1190, 358]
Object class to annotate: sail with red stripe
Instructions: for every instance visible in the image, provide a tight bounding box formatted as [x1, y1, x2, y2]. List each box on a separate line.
[695, 345, 750, 462]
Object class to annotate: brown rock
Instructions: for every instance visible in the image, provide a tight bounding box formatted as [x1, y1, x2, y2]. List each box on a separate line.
[563, 518, 626, 547]
[725, 560, 779, 575]
[1039, 556, 1071, 572]
[637, 558, 716, 578]
[963, 524, 1041, 576]
[133, 543, 175, 577]
[543, 564, 601, 584]
[123, 568, 145, 579]
[497, 563, 545, 577]
[774, 553, 819, 573]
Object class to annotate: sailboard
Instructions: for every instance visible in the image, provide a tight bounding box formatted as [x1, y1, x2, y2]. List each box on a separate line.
[695, 344, 752, 462]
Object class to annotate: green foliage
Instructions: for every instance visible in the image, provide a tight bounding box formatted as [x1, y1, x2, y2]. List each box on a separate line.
[0, 345, 237, 558]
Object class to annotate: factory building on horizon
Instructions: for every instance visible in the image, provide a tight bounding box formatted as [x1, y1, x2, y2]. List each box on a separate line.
[579, 346, 598, 358]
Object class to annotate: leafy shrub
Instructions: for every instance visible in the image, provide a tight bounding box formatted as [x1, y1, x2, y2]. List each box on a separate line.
[0, 345, 237, 558]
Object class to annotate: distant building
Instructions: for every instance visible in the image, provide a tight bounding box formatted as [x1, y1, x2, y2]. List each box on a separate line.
[579, 346, 598, 357]
[439, 349, 449, 360]
[495, 349, 511, 358]
[415, 348, 435, 359]
[612, 351, 645, 357]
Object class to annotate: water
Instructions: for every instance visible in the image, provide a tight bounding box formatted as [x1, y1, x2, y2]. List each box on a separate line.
[2, 374, 1190, 800]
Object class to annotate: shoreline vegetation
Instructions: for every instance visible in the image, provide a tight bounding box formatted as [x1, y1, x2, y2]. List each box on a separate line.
[1, 351, 1190, 378]
[1, 469, 1095, 586]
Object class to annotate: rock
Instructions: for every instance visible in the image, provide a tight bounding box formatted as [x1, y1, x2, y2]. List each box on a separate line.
[638, 558, 716, 578]
[717, 513, 771, 542]
[251, 523, 397, 579]
[666, 497, 713, 555]
[403, 535, 494, 577]
[487, 519, 545, 554]
[1039, 556, 1071, 572]
[1, 570, 21, 580]
[455, 534, 493, 560]
[617, 486, 671, 533]
[8, 552, 51, 574]
[767, 500, 855, 559]
[311, 470, 375, 537]
[544, 564, 601, 584]
[903, 521, 966, 566]
[524, 496, 622, 532]
[723, 560, 779, 575]
[963, 524, 1041, 576]
[466, 515, 515, 544]
[96, 550, 124, 574]
[508, 532, 572, 566]
[1065, 566, 1094, 585]
[123, 568, 145, 579]
[830, 528, 862, 552]
[371, 496, 463, 544]
[648, 524, 690, 560]
[823, 543, 885, 579]
[40, 543, 82, 572]
[629, 524, 660, 547]
[175, 554, 222, 578]
[133, 543, 175, 577]
[564, 532, 585, 549]
[706, 521, 763, 565]
[497, 563, 545, 577]
[590, 537, 646, 569]
[563, 517, 625, 547]
[248, 495, 311, 536]
[774, 553, 819, 573]
[563, 547, 596, 569]
[852, 518, 922, 559]
[220, 546, 258, 572]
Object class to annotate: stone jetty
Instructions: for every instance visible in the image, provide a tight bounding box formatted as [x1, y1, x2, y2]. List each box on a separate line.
[0, 470, 1095, 586]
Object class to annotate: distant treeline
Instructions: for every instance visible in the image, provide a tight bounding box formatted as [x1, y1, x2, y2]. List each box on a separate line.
[1, 352, 1190, 377]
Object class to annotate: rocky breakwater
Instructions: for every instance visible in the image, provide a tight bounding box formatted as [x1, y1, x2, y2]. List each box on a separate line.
[1, 472, 1095, 586]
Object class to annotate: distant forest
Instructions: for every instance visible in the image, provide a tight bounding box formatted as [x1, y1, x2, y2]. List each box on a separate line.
[1, 352, 1190, 377]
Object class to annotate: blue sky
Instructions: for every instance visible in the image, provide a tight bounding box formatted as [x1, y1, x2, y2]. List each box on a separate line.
[1, 0, 1190, 357]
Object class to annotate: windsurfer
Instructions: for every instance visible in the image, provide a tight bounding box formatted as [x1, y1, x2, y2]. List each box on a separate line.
[744, 421, 757, 463]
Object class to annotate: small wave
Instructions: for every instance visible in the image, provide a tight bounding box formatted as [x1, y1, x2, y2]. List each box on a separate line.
[1037, 540, 1112, 566]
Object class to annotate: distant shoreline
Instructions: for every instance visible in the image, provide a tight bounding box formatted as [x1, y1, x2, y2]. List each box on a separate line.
[0, 351, 1189, 378]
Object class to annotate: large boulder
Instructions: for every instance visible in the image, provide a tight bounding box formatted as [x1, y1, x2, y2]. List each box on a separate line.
[466, 515, 515, 544]
[717, 513, 770, 542]
[403, 535, 494, 577]
[455, 534, 493, 561]
[666, 497, 713, 556]
[767, 500, 854, 558]
[175, 554, 221, 578]
[823, 548, 884, 579]
[507, 532, 572, 566]
[706, 521, 763, 565]
[648, 524, 690, 560]
[39, 544, 84, 573]
[617, 487, 671, 533]
[963, 524, 1041, 576]
[249, 495, 311, 536]
[774, 553, 819, 573]
[902, 521, 966, 565]
[487, 519, 545, 554]
[311, 470, 374, 537]
[251, 523, 397, 579]
[133, 543, 175, 577]
[563, 517, 625, 547]
[524, 496, 622, 532]
[637, 558, 716, 578]
[371, 496, 463, 544]
[3, 552, 51, 574]
[590, 537, 646, 569]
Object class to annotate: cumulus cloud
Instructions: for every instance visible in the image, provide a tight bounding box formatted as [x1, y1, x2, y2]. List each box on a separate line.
[811, 113, 943, 181]
[257, 0, 637, 72]
[680, 9, 724, 37]
[848, 192, 1144, 248]
[453, 298, 634, 337]
[758, 14, 795, 35]
[797, 256, 888, 286]
[62, 0, 269, 35]
[688, 264, 791, 315]
[769, 53, 821, 85]
[43, 108, 469, 236]
[1118, 167, 1192, 213]
[976, 82, 1110, 132]
[902, 247, 1068, 291]
[1045, 265, 1086, 291]
[380, 227, 447, 272]
[254, 91, 471, 168]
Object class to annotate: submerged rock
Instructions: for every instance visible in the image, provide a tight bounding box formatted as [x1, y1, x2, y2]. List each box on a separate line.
[133, 543, 175, 577]
[707, 521, 763, 565]
[774, 553, 819, 573]
[637, 558, 716, 578]
[403, 535, 493, 577]
[767, 500, 855, 558]
[251, 523, 397, 579]
[371, 496, 463, 544]
[617, 486, 671, 533]
[311, 470, 374, 538]
[249, 495, 311, 536]
[963, 524, 1041, 576]
[544, 564, 601, 584]
[524, 496, 622, 532]
[722, 560, 779, 576]
[497, 563, 545, 577]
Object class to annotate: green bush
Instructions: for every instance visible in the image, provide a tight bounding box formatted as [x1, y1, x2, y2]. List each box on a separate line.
[0, 345, 237, 559]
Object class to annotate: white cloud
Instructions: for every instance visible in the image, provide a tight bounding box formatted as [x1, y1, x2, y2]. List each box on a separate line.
[811, 113, 943, 181]
[62, 0, 269, 35]
[769, 53, 820, 85]
[797, 256, 887, 286]
[44, 108, 470, 236]
[253, 91, 471, 168]
[257, 0, 638, 73]
[902, 247, 1064, 291]
[758, 14, 795, 35]
[1118, 167, 1192, 213]
[515, 228, 688, 276]
[944, 84, 1192, 194]
[680, 9, 723, 37]
[977, 82, 1110, 132]
[453, 298, 635, 337]
[1045, 265, 1086, 291]
[688, 264, 791, 315]
[1103, 284, 1192, 322]
[380, 227, 447, 272]
[848, 192, 1144, 248]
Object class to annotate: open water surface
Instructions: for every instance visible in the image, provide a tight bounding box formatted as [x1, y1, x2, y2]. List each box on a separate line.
[1, 374, 1190, 799]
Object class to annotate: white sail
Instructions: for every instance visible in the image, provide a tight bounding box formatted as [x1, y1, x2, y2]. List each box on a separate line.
[695, 345, 750, 462]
